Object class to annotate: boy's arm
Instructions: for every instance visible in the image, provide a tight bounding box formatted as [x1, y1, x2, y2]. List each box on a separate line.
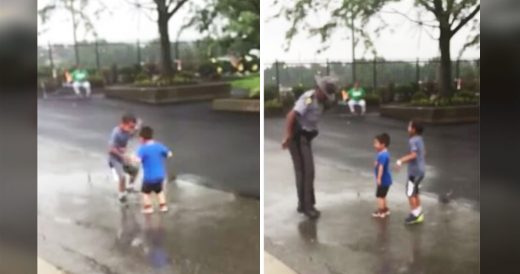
[377, 163, 384, 185]
[396, 151, 417, 166]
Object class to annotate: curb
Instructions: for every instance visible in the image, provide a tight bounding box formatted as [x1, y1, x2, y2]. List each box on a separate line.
[264, 252, 298, 274]
[38, 258, 64, 274]
[212, 98, 260, 112]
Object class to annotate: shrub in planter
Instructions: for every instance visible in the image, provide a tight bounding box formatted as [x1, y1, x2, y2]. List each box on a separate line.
[292, 84, 307, 100]
[393, 84, 414, 102]
[118, 66, 140, 83]
[135, 72, 149, 82]
[249, 87, 260, 99]
[412, 91, 428, 101]
[365, 93, 380, 105]
[89, 73, 105, 88]
[264, 85, 278, 101]
[265, 99, 282, 109]
[198, 62, 217, 79]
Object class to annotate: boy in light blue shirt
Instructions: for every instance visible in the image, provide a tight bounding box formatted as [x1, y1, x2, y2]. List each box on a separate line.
[396, 120, 426, 225]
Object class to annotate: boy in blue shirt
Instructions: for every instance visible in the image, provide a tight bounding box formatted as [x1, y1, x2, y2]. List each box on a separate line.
[131, 126, 173, 214]
[372, 133, 392, 218]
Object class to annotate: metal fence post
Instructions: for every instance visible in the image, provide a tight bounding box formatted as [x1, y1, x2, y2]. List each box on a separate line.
[416, 58, 420, 84]
[373, 58, 377, 91]
[275, 61, 281, 99]
[95, 40, 100, 70]
[48, 42, 54, 70]
[456, 59, 460, 79]
[326, 59, 330, 75]
[137, 39, 141, 67]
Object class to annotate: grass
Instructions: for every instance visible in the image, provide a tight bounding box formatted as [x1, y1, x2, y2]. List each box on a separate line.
[231, 75, 260, 99]
[231, 75, 260, 91]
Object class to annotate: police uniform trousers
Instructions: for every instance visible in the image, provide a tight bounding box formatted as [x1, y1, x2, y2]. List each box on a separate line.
[289, 133, 316, 210]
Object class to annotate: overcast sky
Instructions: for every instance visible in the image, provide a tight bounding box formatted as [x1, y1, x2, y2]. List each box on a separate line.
[37, 0, 207, 45]
[37, 0, 479, 62]
[262, 0, 480, 63]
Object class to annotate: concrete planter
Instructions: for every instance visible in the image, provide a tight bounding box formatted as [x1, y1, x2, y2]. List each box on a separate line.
[104, 82, 231, 104]
[212, 99, 260, 112]
[380, 104, 479, 124]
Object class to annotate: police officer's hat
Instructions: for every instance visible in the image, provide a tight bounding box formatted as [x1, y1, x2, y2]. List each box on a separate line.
[315, 75, 339, 102]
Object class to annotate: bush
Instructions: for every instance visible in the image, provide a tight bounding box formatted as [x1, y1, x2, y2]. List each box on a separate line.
[89, 73, 105, 88]
[249, 86, 260, 99]
[393, 84, 415, 102]
[292, 84, 307, 99]
[265, 99, 282, 109]
[198, 62, 218, 79]
[412, 91, 428, 101]
[365, 93, 380, 105]
[135, 72, 149, 82]
[264, 85, 278, 101]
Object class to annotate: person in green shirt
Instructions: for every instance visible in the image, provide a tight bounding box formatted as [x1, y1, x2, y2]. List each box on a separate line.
[346, 81, 366, 115]
[71, 64, 91, 97]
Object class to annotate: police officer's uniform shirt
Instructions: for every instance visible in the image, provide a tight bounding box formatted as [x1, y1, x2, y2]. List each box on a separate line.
[293, 90, 323, 131]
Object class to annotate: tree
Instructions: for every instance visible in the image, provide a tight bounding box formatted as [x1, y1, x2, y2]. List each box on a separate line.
[38, 0, 105, 65]
[127, 0, 190, 76]
[190, 0, 260, 56]
[276, 0, 480, 97]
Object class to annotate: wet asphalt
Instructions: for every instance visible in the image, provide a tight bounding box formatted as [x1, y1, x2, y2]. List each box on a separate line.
[264, 110, 479, 274]
[38, 97, 260, 274]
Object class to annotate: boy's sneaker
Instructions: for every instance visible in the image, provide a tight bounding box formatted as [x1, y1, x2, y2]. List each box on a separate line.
[404, 213, 424, 225]
[383, 207, 391, 216]
[372, 210, 386, 218]
[118, 193, 127, 203]
[142, 205, 154, 214]
[159, 203, 168, 213]
[126, 184, 136, 193]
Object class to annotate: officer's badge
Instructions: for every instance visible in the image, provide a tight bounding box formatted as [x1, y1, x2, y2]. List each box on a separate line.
[304, 96, 312, 105]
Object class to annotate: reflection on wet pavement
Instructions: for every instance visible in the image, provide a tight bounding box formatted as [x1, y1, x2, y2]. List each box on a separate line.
[38, 137, 259, 274]
[264, 136, 479, 274]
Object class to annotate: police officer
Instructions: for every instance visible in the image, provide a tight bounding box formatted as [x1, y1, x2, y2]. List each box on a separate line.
[282, 75, 339, 219]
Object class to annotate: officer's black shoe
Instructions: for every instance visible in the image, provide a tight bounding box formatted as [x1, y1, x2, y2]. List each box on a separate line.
[304, 208, 321, 219]
[297, 204, 304, 213]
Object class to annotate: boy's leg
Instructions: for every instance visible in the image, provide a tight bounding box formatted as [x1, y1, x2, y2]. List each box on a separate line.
[156, 183, 168, 212]
[141, 184, 154, 214]
[111, 160, 127, 202]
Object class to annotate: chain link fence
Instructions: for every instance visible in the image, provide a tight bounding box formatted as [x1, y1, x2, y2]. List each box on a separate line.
[264, 59, 480, 92]
[38, 40, 227, 71]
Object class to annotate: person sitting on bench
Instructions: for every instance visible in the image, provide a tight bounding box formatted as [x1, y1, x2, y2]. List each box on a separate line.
[345, 81, 366, 115]
[71, 64, 91, 97]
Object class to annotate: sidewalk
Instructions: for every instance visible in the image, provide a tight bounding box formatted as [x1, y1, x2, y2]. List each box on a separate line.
[38, 258, 65, 274]
[264, 138, 480, 274]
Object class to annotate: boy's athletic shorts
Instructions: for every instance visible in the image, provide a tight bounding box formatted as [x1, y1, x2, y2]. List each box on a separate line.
[109, 159, 139, 181]
[141, 179, 164, 194]
[376, 185, 390, 198]
[406, 175, 424, 197]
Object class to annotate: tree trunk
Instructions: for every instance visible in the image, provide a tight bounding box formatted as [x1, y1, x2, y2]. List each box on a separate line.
[438, 27, 453, 97]
[157, 11, 173, 76]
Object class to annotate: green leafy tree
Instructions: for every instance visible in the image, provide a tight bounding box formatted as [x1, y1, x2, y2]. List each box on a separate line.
[190, 0, 260, 55]
[126, 0, 190, 76]
[38, 0, 106, 65]
[276, 0, 480, 97]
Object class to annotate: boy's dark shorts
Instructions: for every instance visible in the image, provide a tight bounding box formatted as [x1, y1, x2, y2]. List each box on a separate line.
[141, 179, 164, 194]
[406, 175, 424, 197]
[376, 185, 390, 198]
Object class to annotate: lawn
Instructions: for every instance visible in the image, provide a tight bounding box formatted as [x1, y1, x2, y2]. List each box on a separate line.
[231, 75, 260, 98]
